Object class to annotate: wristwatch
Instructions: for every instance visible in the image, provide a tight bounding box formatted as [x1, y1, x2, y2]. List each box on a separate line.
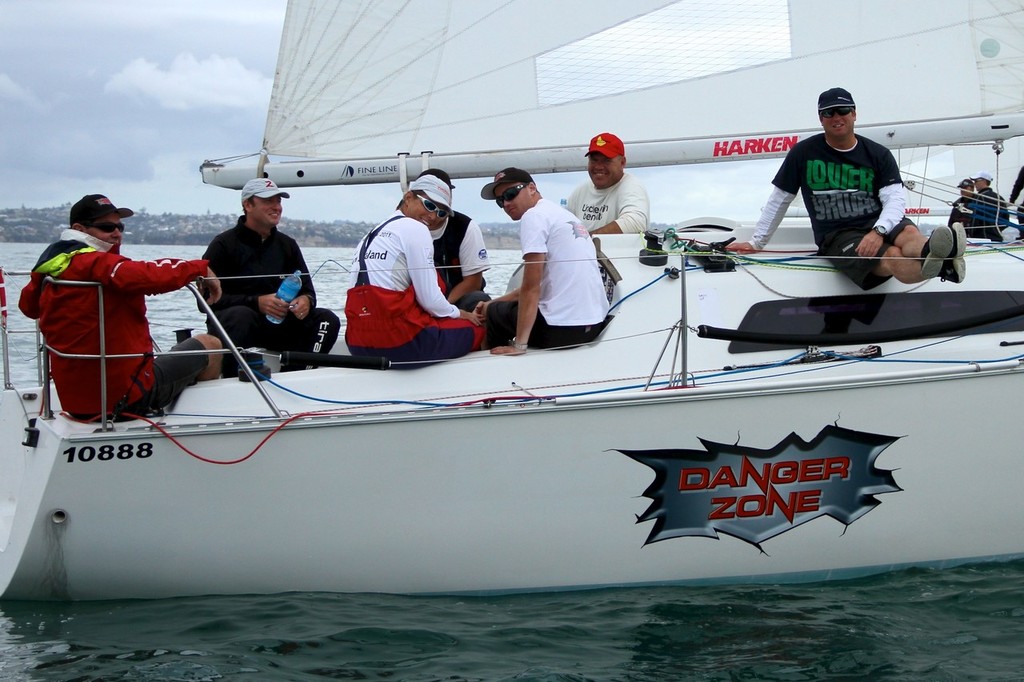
[872, 225, 887, 237]
[512, 338, 528, 351]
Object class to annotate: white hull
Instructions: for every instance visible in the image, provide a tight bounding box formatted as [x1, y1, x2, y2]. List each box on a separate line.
[3, 228, 1024, 600]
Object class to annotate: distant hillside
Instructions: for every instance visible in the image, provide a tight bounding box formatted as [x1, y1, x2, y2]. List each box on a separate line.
[0, 205, 671, 249]
[0, 205, 523, 248]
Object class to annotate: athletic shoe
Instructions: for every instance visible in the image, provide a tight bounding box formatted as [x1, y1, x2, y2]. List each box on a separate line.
[921, 224, 954, 279]
[949, 221, 967, 258]
[939, 256, 966, 283]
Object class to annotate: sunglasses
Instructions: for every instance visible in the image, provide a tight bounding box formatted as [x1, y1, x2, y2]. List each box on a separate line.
[417, 194, 449, 218]
[819, 106, 855, 118]
[496, 184, 526, 207]
[84, 222, 125, 233]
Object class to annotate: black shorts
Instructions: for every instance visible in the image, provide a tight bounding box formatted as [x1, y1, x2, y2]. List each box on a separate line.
[484, 300, 608, 350]
[819, 218, 914, 290]
[134, 337, 209, 413]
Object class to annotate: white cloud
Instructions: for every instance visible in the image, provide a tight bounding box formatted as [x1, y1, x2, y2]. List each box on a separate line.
[0, 73, 44, 110]
[105, 53, 273, 111]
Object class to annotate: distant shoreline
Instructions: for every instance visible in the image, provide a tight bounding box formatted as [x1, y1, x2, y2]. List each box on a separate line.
[0, 205, 672, 249]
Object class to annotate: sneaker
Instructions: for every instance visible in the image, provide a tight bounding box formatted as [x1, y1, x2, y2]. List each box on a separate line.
[949, 221, 967, 258]
[921, 224, 954, 279]
[939, 256, 966, 283]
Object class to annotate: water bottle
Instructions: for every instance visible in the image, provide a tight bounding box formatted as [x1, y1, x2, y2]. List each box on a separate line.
[266, 270, 302, 324]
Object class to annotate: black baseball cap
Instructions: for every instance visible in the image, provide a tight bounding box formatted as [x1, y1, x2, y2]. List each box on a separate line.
[480, 167, 534, 199]
[69, 194, 134, 226]
[817, 87, 856, 111]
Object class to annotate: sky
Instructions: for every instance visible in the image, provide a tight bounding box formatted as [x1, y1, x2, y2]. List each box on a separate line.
[0, 1, 786, 226]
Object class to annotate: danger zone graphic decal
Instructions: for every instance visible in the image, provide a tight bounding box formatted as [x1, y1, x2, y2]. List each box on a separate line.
[618, 425, 902, 550]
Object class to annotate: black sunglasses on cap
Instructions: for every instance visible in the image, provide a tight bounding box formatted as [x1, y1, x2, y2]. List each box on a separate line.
[83, 222, 125, 233]
[496, 183, 526, 207]
[819, 106, 855, 118]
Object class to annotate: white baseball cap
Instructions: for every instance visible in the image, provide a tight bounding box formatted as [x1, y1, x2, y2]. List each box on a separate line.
[408, 175, 453, 209]
[241, 178, 291, 201]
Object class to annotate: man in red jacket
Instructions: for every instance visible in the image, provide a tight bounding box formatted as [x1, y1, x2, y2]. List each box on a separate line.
[19, 194, 223, 420]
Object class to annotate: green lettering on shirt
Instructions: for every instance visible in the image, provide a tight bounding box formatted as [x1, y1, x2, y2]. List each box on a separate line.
[806, 160, 874, 192]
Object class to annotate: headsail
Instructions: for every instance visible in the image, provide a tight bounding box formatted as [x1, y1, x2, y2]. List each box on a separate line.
[201, 0, 1024, 191]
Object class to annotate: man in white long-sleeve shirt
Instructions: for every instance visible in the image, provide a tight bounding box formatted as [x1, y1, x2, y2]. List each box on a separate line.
[727, 87, 966, 288]
[567, 132, 650, 235]
[344, 175, 484, 364]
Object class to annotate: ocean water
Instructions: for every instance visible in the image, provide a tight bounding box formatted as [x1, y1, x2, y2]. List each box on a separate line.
[1, 561, 1023, 681]
[3, 244, 1024, 680]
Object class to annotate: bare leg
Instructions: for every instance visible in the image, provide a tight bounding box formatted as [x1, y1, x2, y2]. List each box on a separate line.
[194, 333, 223, 380]
[874, 224, 962, 284]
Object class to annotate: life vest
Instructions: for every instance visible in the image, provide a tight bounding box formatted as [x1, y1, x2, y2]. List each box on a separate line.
[345, 217, 438, 349]
[433, 211, 485, 295]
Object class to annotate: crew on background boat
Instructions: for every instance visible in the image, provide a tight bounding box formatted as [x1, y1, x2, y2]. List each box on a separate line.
[966, 171, 1011, 241]
[477, 167, 610, 354]
[566, 132, 650, 235]
[415, 168, 492, 312]
[727, 87, 968, 287]
[1008, 164, 1024, 219]
[344, 174, 484, 365]
[19, 194, 223, 420]
[203, 179, 340, 378]
[948, 178, 975, 229]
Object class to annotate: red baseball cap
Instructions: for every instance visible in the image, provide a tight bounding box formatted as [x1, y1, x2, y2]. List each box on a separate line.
[587, 132, 625, 158]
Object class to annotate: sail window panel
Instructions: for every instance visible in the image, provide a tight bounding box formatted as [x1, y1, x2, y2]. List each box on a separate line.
[972, 0, 1024, 114]
[536, 0, 791, 107]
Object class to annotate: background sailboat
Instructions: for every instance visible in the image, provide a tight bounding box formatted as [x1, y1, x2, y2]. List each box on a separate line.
[202, 0, 1024, 220]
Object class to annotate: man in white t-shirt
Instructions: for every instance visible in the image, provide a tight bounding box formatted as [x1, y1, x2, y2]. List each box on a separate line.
[477, 167, 610, 355]
[566, 132, 650, 235]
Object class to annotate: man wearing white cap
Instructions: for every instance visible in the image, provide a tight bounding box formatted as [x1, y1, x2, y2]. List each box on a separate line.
[203, 178, 340, 377]
[344, 175, 484, 365]
[966, 171, 1010, 241]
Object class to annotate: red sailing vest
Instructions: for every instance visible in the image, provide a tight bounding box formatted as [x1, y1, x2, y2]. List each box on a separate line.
[344, 217, 443, 349]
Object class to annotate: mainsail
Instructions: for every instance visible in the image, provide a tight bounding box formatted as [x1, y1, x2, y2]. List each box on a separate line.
[201, 0, 1024, 195]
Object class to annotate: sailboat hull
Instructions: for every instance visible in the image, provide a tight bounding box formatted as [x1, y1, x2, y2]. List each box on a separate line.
[3, 257, 1023, 599]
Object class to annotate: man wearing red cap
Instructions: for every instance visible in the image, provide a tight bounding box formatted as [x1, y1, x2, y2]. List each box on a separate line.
[567, 132, 650, 235]
[19, 194, 223, 420]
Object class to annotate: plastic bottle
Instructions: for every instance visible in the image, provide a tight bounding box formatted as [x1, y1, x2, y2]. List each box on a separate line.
[266, 270, 302, 324]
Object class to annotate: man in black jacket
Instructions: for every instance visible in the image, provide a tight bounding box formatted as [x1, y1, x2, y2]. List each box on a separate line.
[203, 179, 340, 377]
[948, 178, 975, 228]
[966, 171, 1009, 241]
